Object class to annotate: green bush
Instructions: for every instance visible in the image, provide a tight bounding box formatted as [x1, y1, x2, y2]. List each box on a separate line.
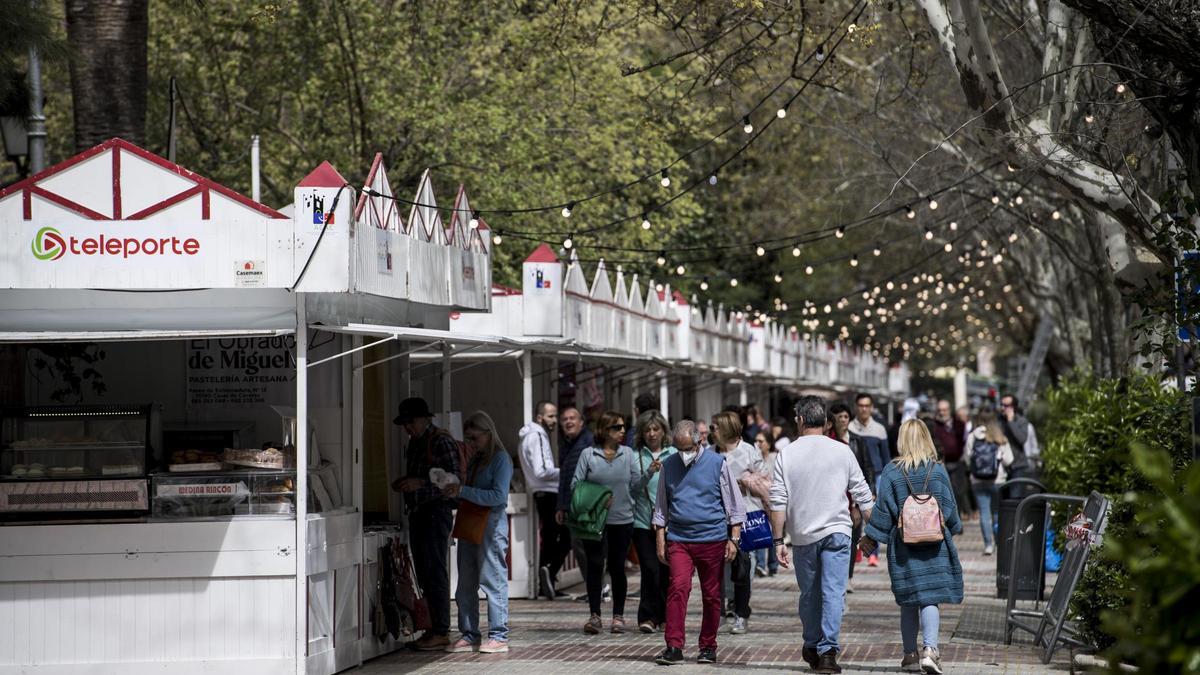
[1101, 444, 1200, 673]
[1040, 372, 1191, 649]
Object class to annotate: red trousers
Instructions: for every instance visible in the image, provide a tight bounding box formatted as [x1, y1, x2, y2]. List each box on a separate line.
[664, 540, 725, 650]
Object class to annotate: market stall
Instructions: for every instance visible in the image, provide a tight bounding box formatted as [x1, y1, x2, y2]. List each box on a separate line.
[0, 140, 491, 675]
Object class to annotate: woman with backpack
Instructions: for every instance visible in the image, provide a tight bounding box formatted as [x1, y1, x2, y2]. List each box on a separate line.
[859, 419, 963, 674]
[963, 407, 1014, 556]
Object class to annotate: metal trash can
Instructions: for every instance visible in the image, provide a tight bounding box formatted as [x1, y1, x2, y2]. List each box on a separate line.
[996, 478, 1047, 600]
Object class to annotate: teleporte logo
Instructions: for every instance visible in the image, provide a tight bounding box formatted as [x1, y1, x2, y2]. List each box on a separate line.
[31, 227, 66, 261]
[29, 226, 201, 261]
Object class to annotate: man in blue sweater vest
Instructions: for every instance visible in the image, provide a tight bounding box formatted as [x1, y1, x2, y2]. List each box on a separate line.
[651, 420, 746, 666]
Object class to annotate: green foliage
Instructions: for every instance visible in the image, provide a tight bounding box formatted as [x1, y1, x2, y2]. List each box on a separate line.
[1040, 372, 1191, 650]
[1101, 445, 1200, 674]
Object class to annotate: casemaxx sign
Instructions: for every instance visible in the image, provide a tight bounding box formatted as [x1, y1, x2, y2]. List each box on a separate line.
[31, 226, 200, 261]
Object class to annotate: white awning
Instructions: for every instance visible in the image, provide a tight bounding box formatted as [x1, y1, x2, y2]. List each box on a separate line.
[0, 328, 294, 343]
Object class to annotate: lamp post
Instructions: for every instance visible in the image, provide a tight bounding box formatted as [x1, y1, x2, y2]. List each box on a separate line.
[1, 113, 29, 180]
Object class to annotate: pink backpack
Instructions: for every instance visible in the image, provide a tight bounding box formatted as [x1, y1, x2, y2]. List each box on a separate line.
[898, 466, 944, 545]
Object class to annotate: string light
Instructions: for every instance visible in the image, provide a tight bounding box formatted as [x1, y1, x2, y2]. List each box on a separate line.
[805, 265, 814, 275]
[928, 198, 938, 210]
[676, 264, 686, 275]
[700, 278, 709, 291]
[562, 202, 574, 218]
[1116, 82, 1126, 94]
[816, 44, 826, 62]
[905, 205, 916, 219]
[641, 214, 651, 230]
[660, 169, 671, 187]
[991, 192, 1000, 205]
[493, 232, 503, 245]
[835, 226, 845, 239]
[469, 211, 480, 229]
[873, 246, 881, 257]
[708, 172, 718, 186]
[756, 245, 766, 256]
[730, 278, 739, 287]
[850, 255, 859, 267]
[774, 271, 784, 283]
[944, 242, 953, 252]
[563, 235, 574, 249]
[1015, 196, 1024, 205]
[776, 106, 788, 119]
[1084, 113, 1095, 124]
[949, 221, 958, 231]
[656, 251, 667, 266]
[792, 245, 802, 257]
[1051, 210, 1061, 220]
[743, 115, 754, 134]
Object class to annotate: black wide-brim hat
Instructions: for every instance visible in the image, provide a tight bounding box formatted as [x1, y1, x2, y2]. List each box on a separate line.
[393, 397, 434, 425]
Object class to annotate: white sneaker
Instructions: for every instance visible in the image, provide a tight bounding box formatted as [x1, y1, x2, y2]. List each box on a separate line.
[730, 616, 748, 634]
[921, 646, 943, 674]
[983, 544, 994, 556]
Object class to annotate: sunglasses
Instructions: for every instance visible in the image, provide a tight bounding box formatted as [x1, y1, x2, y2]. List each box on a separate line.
[607, 424, 626, 431]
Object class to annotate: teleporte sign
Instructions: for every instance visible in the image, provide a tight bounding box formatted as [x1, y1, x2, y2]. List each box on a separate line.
[31, 226, 201, 261]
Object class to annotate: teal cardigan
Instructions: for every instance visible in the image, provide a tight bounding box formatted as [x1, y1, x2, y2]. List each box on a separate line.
[632, 445, 677, 530]
[864, 461, 964, 607]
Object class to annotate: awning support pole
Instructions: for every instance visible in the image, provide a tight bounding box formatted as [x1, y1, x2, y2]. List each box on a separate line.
[294, 296, 309, 675]
[521, 350, 538, 600]
[308, 333, 398, 368]
[356, 341, 444, 373]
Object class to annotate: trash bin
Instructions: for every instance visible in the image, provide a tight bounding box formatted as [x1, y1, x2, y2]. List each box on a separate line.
[996, 478, 1047, 600]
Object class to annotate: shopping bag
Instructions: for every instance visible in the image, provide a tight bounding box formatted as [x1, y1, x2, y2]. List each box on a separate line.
[738, 509, 773, 552]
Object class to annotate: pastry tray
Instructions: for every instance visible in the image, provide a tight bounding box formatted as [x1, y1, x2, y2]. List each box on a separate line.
[168, 462, 224, 472]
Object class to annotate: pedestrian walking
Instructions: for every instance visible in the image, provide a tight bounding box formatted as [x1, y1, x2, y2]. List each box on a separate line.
[963, 407, 1014, 555]
[849, 393, 889, 567]
[696, 419, 712, 449]
[631, 409, 676, 633]
[770, 396, 875, 674]
[999, 394, 1034, 484]
[445, 411, 514, 654]
[771, 416, 793, 451]
[390, 397, 461, 651]
[555, 406, 596, 599]
[929, 400, 974, 520]
[518, 401, 571, 600]
[752, 428, 779, 577]
[713, 410, 762, 634]
[860, 419, 964, 674]
[570, 410, 646, 635]
[625, 392, 660, 446]
[652, 420, 746, 666]
[828, 402, 870, 592]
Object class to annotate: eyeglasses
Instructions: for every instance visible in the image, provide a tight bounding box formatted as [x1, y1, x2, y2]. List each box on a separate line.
[1001, 403, 1014, 408]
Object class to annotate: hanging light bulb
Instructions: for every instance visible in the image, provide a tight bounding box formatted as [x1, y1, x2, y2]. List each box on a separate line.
[886, 281, 895, 290]
[835, 226, 845, 239]
[850, 255, 859, 267]
[928, 198, 939, 210]
[944, 242, 953, 252]
[816, 44, 826, 62]
[991, 192, 1000, 205]
[756, 244, 766, 256]
[1009, 232, 1019, 243]
[805, 265, 814, 275]
[660, 168, 671, 187]
[1015, 195, 1024, 205]
[676, 264, 686, 275]
[993, 253, 1004, 264]
[708, 172, 718, 186]
[700, 277, 710, 291]
[792, 245, 802, 257]
[873, 246, 881, 256]
[562, 202, 575, 218]
[493, 232, 503, 245]
[1116, 82, 1126, 94]
[656, 251, 667, 266]
[906, 205, 916, 219]
[743, 115, 753, 134]
[949, 221, 958, 231]
[730, 278, 739, 287]
[777, 106, 788, 119]
[641, 214, 651, 230]
[1051, 210, 1061, 220]
[774, 271, 783, 283]
[562, 235, 574, 249]
[469, 210, 480, 229]
[1084, 113, 1095, 124]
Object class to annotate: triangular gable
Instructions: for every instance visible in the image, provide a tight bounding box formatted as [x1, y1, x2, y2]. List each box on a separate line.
[525, 243, 559, 263]
[644, 279, 664, 319]
[589, 259, 613, 302]
[564, 250, 589, 295]
[0, 137, 286, 221]
[448, 184, 483, 251]
[613, 266, 629, 308]
[353, 153, 404, 231]
[407, 169, 446, 244]
[705, 302, 720, 331]
[628, 274, 645, 315]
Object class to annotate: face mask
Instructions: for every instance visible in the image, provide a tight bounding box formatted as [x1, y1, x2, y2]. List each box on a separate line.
[680, 449, 698, 465]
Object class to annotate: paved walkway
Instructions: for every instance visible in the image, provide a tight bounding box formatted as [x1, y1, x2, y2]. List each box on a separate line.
[359, 524, 1071, 673]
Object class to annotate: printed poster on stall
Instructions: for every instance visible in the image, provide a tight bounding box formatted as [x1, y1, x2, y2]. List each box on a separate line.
[186, 337, 296, 408]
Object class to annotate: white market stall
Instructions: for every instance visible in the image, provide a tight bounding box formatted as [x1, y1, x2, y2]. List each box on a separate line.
[0, 139, 492, 675]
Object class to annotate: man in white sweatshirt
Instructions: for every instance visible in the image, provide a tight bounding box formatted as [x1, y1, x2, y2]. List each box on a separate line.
[770, 396, 874, 675]
[519, 401, 569, 600]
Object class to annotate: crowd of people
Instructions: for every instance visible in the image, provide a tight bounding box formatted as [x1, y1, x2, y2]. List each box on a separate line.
[389, 388, 1041, 673]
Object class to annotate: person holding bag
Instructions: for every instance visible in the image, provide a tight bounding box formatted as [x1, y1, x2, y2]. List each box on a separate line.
[443, 411, 513, 654]
[631, 409, 676, 633]
[570, 410, 646, 635]
[860, 420, 963, 674]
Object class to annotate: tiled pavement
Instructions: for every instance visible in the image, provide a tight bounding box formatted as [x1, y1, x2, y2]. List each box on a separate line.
[358, 524, 1072, 673]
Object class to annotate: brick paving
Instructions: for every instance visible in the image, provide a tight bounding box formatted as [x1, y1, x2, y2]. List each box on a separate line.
[359, 523, 1072, 673]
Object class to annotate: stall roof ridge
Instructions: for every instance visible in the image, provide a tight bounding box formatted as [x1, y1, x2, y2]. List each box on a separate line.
[524, 243, 560, 263]
[0, 137, 287, 219]
[298, 161, 348, 188]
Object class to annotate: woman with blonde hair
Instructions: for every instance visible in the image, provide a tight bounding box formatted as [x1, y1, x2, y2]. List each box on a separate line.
[444, 411, 514, 654]
[963, 406, 1014, 556]
[860, 420, 962, 674]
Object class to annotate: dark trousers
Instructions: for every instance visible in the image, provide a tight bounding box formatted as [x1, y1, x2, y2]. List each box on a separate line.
[583, 523, 633, 616]
[631, 527, 669, 626]
[945, 461, 975, 514]
[723, 550, 752, 618]
[849, 520, 863, 579]
[410, 503, 454, 635]
[534, 491, 571, 584]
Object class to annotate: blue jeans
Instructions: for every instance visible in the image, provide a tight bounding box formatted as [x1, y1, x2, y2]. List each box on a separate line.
[973, 482, 998, 546]
[792, 533, 851, 654]
[753, 544, 779, 573]
[900, 604, 940, 651]
[454, 508, 510, 642]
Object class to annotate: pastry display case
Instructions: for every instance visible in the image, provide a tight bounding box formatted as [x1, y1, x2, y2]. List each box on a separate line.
[151, 469, 296, 519]
[0, 404, 158, 517]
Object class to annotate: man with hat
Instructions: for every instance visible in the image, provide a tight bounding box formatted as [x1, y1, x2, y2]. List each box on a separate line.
[391, 396, 462, 651]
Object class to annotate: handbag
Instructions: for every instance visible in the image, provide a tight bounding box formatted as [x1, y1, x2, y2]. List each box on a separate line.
[738, 509, 774, 552]
[898, 466, 945, 545]
[451, 455, 490, 545]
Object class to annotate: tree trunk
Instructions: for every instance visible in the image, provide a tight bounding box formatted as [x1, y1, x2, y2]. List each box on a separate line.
[65, 0, 148, 151]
